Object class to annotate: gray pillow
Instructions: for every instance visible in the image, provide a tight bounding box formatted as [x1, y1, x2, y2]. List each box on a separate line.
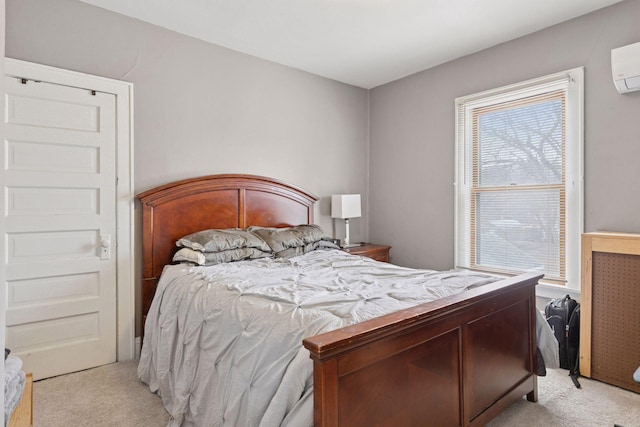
[173, 247, 273, 266]
[176, 228, 271, 253]
[275, 240, 340, 259]
[247, 225, 339, 257]
[172, 247, 206, 265]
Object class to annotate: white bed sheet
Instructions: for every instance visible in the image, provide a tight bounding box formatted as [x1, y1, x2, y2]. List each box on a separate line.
[137, 249, 503, 427]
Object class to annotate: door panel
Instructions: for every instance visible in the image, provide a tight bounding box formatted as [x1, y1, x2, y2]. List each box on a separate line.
[7, 139, 99, 174]
[8, 272, 100, 307]
[4, 76, 117, 380]
[6, 92, 100, 131]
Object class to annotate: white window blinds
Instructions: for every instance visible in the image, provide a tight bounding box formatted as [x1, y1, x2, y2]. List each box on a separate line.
[455, 69, 583, 287]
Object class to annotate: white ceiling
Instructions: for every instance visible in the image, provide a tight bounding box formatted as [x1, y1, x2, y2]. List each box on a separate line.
[79, 0, 623, 89]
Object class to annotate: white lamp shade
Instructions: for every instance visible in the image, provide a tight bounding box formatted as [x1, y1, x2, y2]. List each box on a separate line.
[331, 194, 361, 219]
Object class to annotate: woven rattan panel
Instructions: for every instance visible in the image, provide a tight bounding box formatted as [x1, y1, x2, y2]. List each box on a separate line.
[591, 252, 640, 393]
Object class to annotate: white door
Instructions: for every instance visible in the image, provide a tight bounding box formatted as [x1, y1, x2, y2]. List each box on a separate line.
[4, 76, 118, 380]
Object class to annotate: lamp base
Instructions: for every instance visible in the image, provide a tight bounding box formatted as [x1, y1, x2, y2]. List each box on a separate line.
[342, 242, 363, 248]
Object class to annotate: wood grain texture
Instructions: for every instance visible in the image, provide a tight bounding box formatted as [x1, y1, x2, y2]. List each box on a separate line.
[304, 273, 541, 427]
[580, 232, 640, 393]
[139, 174, 542, 427]
[137, 174, 317, 321]
[8, 373, 32, 427]
[343, 243, 391, 262]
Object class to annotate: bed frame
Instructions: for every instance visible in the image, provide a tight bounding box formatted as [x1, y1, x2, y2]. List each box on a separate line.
[137, 173, 541, 427]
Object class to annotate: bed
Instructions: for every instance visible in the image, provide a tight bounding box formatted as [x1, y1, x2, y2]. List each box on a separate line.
[137, 173, 542, 427]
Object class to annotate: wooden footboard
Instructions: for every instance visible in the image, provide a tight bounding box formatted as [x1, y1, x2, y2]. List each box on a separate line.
[303, 273, 541, 427]
[138, 175, 541, 425]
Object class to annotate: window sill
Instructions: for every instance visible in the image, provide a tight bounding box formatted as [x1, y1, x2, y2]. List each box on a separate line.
[536, 281, 580, 301]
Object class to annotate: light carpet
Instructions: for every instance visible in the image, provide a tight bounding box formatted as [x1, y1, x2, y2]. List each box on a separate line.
[488, 369, 640, 427]
[34, 360, 169, 427]
[34, 361, 640, 426]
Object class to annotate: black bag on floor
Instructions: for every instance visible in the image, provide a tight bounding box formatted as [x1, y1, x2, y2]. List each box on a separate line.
[545, 294, 581, 388]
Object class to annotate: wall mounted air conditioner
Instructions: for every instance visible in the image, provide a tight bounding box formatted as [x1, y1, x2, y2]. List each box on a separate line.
[612, 41, 640, 94]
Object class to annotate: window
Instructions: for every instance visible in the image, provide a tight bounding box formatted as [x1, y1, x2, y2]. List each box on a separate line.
[455, 68, 583, 287]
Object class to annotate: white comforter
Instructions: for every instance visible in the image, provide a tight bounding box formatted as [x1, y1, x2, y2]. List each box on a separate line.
[138, 249, 500, 427]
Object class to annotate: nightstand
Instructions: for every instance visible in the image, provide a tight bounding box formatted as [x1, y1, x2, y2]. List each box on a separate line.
[343, 243, 391, 262]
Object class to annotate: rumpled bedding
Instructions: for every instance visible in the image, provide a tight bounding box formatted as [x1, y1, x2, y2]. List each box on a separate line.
[137, 249, 502, 427]
[536, 308, 560, 372]
[4, 355, 25, 426]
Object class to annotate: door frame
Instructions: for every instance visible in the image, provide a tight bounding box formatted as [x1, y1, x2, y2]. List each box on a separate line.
[4, 58, 135, 361]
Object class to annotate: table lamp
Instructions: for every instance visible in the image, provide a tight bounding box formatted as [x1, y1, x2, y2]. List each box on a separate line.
[331, 194, 361, 248]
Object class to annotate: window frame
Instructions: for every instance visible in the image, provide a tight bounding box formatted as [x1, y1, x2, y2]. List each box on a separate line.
[454, 68, 584, 290]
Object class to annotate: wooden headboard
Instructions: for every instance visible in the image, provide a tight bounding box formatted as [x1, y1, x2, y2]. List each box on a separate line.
[137, 174, 318, 320]
[137, 174, 541, 426]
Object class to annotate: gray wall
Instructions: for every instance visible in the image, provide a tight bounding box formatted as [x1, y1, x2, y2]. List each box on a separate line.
[369, 0, 640, 273]
[6, 0, 369, 335]
[6, 0, 369, 235]
[7, 0, 640, 335]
